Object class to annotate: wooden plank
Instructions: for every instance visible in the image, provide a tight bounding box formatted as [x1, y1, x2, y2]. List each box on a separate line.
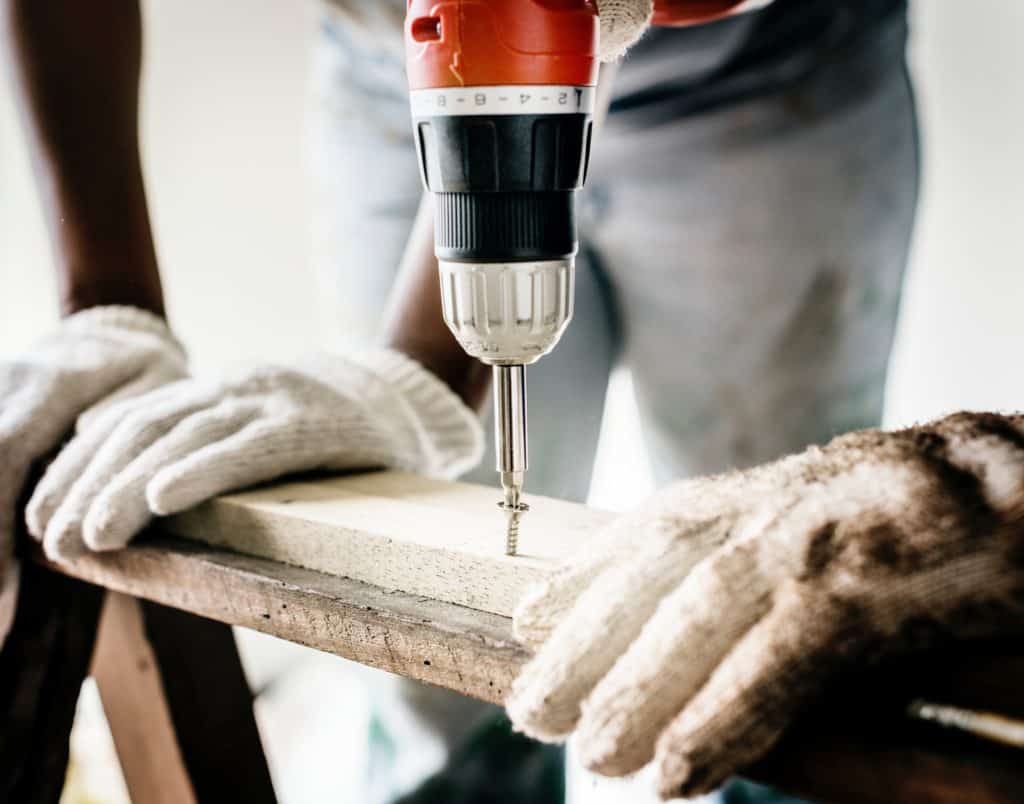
[30, 537, 1024, 804]
[90, 588, 275, 803]
[91, 593, 197, 804]
[33, 538, 528, 704]
[159, 470, 610, 617]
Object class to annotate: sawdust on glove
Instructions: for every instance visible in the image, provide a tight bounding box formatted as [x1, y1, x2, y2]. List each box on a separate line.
[26, 348, 483, 562]
[507, 411, 1024, 798]
[596, 0, 653, 61]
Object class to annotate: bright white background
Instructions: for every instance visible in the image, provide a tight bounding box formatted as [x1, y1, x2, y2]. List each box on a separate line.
[1, 1, 1023, 802]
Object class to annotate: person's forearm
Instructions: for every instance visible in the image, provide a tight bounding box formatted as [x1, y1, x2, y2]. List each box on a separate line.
[382, 195, 491, 410]
[1, 0, 164, 317]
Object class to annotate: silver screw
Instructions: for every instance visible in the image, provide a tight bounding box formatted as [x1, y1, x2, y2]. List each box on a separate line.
[499, 500, 529, 556]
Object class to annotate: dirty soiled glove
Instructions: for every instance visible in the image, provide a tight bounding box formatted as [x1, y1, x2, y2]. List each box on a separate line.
[507, 412, 1024, 799]
[0, 306, 185, 637]
[27, 349, 483, 561]
[596, 0, 653, 61]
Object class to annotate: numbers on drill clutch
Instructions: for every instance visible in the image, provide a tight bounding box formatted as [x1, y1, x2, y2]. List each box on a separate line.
[410, 86, 597, 117]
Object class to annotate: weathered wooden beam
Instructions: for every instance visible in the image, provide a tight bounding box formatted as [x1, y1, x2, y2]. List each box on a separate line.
[34, 537, 527, 704]
[159, 470, 609, 617]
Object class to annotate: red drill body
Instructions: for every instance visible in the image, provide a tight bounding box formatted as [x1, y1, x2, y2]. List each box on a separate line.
[406, 0, 600, 90]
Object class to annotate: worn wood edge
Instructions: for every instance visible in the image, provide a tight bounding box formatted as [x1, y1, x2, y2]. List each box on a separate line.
[32, 536, 528, 706]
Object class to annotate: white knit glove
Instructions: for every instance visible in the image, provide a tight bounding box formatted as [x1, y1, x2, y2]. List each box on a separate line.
[596, 0, 653, 61]
[507, 412, 1024, 799]
[26, 349, 483, 561]
[0, 306, 185, 642]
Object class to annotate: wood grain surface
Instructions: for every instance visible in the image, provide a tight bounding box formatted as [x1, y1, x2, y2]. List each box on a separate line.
[159, 470, 611, 617]
[35, 537, 527, 704]
[91, 593, 197, 804]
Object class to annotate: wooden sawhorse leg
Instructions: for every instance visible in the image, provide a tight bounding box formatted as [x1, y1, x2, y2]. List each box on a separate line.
[0, 560, 276, 803]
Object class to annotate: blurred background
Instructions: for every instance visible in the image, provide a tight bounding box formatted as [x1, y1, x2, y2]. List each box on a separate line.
[1, 0, 1022, 801]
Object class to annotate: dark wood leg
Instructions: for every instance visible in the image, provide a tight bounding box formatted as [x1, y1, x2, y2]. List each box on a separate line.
[0, 560, 105, 804]
[0, 560, 275, 804]
[747, 646, 1024, 804]
[142, 600, 277, 803]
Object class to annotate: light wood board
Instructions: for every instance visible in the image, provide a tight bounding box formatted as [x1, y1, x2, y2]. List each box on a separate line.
[159, 470, 612, 617]
[91, 593, 198, 804]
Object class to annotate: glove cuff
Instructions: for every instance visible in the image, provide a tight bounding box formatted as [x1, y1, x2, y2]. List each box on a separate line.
[597, 0, 653, 62]
[353, 349, 485, 479]
[64, 305, 185, 355]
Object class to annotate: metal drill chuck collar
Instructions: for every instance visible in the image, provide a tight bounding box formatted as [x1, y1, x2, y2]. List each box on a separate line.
[439, 259, 574, 365]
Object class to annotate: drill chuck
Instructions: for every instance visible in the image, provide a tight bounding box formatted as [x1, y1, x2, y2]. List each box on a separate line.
[405, 0, 598, 362]
[410, 84, 593, 364]
[438, 258, 573, 365]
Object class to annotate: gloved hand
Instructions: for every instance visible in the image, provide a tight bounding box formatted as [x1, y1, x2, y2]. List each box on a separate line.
[27, 349, 483, 561]
[596, 0, 653, 61]
[507, 412, 1024, 799]
[0, 306, 186, 641]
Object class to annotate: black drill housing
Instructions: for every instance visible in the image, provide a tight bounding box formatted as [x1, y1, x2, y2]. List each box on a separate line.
[413, 112, 594, 263]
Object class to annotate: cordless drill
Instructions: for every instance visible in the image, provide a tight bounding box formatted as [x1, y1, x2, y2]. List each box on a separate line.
[404, 0, 769, 554]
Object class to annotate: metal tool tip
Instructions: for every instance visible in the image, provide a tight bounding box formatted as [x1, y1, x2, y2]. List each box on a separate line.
[499, 489, 532, 557]
[499, 500, 529, 556]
